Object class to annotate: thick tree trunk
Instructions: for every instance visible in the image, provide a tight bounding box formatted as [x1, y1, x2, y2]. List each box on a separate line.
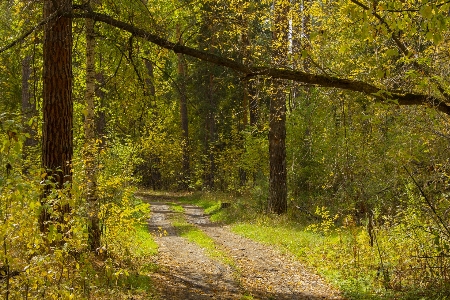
[40, 0, 73, 232]
[268, 0, 289, 214]
[85, 13, 100, 252]
[177, 24, 190, 190]
[268, 79, 288, 214]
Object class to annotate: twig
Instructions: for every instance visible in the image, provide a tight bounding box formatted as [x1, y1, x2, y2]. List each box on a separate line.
[403, 165, 450, 238]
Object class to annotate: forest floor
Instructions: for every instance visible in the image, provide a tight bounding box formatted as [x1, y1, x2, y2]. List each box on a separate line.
[139, 193, 343, 300]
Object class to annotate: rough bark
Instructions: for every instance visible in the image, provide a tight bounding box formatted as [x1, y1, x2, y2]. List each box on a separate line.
[268, 0, 290, 214]
[40, 0, 73, 232]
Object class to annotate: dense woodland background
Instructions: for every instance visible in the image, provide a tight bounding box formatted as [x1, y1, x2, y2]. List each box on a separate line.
[1, 0, 450, 298]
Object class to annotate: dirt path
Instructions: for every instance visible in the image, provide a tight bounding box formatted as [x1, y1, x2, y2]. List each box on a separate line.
[144, 196, 343, 300]
[147, 202, 241, 299]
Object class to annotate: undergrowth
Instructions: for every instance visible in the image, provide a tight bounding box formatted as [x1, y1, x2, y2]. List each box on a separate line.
[178, 192, 450, 300]
[0, 121, 159, 299]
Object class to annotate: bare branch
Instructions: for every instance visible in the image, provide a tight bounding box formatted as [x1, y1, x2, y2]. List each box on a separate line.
[0, 11, 59, 54]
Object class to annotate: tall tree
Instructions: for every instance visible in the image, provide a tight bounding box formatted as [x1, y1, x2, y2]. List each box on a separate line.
[177, 24, 190, 190]
[21, 55, 38, 155]
[268, 0, 290, 214]
[39, 0, 73, 232]
[84, 2, 100, 252]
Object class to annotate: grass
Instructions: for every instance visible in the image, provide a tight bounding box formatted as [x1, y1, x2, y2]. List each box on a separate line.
[174, 191, 447, 300]
[130, 223, 159, 257]
[168, 202, 185, 213]
[168, 206, 235, 267]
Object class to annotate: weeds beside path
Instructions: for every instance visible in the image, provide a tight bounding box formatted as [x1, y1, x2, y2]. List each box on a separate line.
[139, 192, 343, 300]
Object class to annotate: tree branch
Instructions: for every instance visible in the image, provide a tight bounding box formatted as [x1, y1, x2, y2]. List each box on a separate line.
[2, 9, 449, 115]
[0, 11, 60, 54]
[350, 0, 450, 101]
[350, 0, 410, 56]
[69, 10, 450, 115]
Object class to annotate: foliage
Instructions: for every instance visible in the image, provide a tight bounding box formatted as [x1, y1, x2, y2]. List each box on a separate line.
[1, 0, 450, 298]
[0, 118, 157, 299]
[182, 192, 450, 299]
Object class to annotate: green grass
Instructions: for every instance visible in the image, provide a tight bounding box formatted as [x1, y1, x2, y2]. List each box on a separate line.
[169, 208, 235, 267]
[130, 223, 159, 257]
[169, 202, 185, 213]
[174, 192, 392, 299]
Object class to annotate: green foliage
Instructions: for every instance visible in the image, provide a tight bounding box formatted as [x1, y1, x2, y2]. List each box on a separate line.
[1, 0, 450, 298]
[0, 117, 157, 299]
[182, 191, 450, 298]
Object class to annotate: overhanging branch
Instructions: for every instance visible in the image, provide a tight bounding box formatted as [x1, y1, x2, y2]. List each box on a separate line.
[70, 10, 450, 115]
[2, 9, 449, 115]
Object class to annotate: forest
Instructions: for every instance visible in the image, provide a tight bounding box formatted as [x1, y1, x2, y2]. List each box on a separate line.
[1, 0, 450, 299]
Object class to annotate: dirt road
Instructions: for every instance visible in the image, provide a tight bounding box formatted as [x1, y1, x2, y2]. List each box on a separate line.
[142, 195, 342, 300]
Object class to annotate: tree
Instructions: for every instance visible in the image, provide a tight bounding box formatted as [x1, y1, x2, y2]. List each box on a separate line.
[177, 24, 190, 190]
[84, 2, 100, 252]
[39, 0, 73, 232]
[21, 55, 38, 157]
[268, 0, 290, 214]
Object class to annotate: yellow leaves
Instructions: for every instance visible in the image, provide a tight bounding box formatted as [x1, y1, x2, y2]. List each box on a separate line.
[420, 5, 434, 19]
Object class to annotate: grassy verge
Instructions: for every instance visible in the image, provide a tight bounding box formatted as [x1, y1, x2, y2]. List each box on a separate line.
[168, 204, 235, 267]
[176, 192, 445, 300]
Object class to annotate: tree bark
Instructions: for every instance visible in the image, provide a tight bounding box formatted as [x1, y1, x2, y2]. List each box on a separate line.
[21, 55, 38, 152]
[268, 0, 290, 214]
[177, 24, 190, 190]
[84, 10, 101, 252]
[40, 0, 73, 232]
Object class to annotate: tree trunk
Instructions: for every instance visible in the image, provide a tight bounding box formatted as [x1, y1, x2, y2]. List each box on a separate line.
[40, 0, 73, 232]
[205, 72, 216, 190]
[268, 79, 288, 214]
[177, 24, 190, 190]
[268, 0, 289, 214]
[21, 55, 38, 153]
[95, 70, 106, 145]
[85, 11, 100, 252]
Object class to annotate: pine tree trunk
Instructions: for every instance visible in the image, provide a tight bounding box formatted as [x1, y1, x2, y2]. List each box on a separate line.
[268, 0, 289, 214]
[40, 0, 73, 232]
[268, 79, 287, 214]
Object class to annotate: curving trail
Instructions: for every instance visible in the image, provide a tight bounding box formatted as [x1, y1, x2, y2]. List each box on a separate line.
[142, 194, 343, 300]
